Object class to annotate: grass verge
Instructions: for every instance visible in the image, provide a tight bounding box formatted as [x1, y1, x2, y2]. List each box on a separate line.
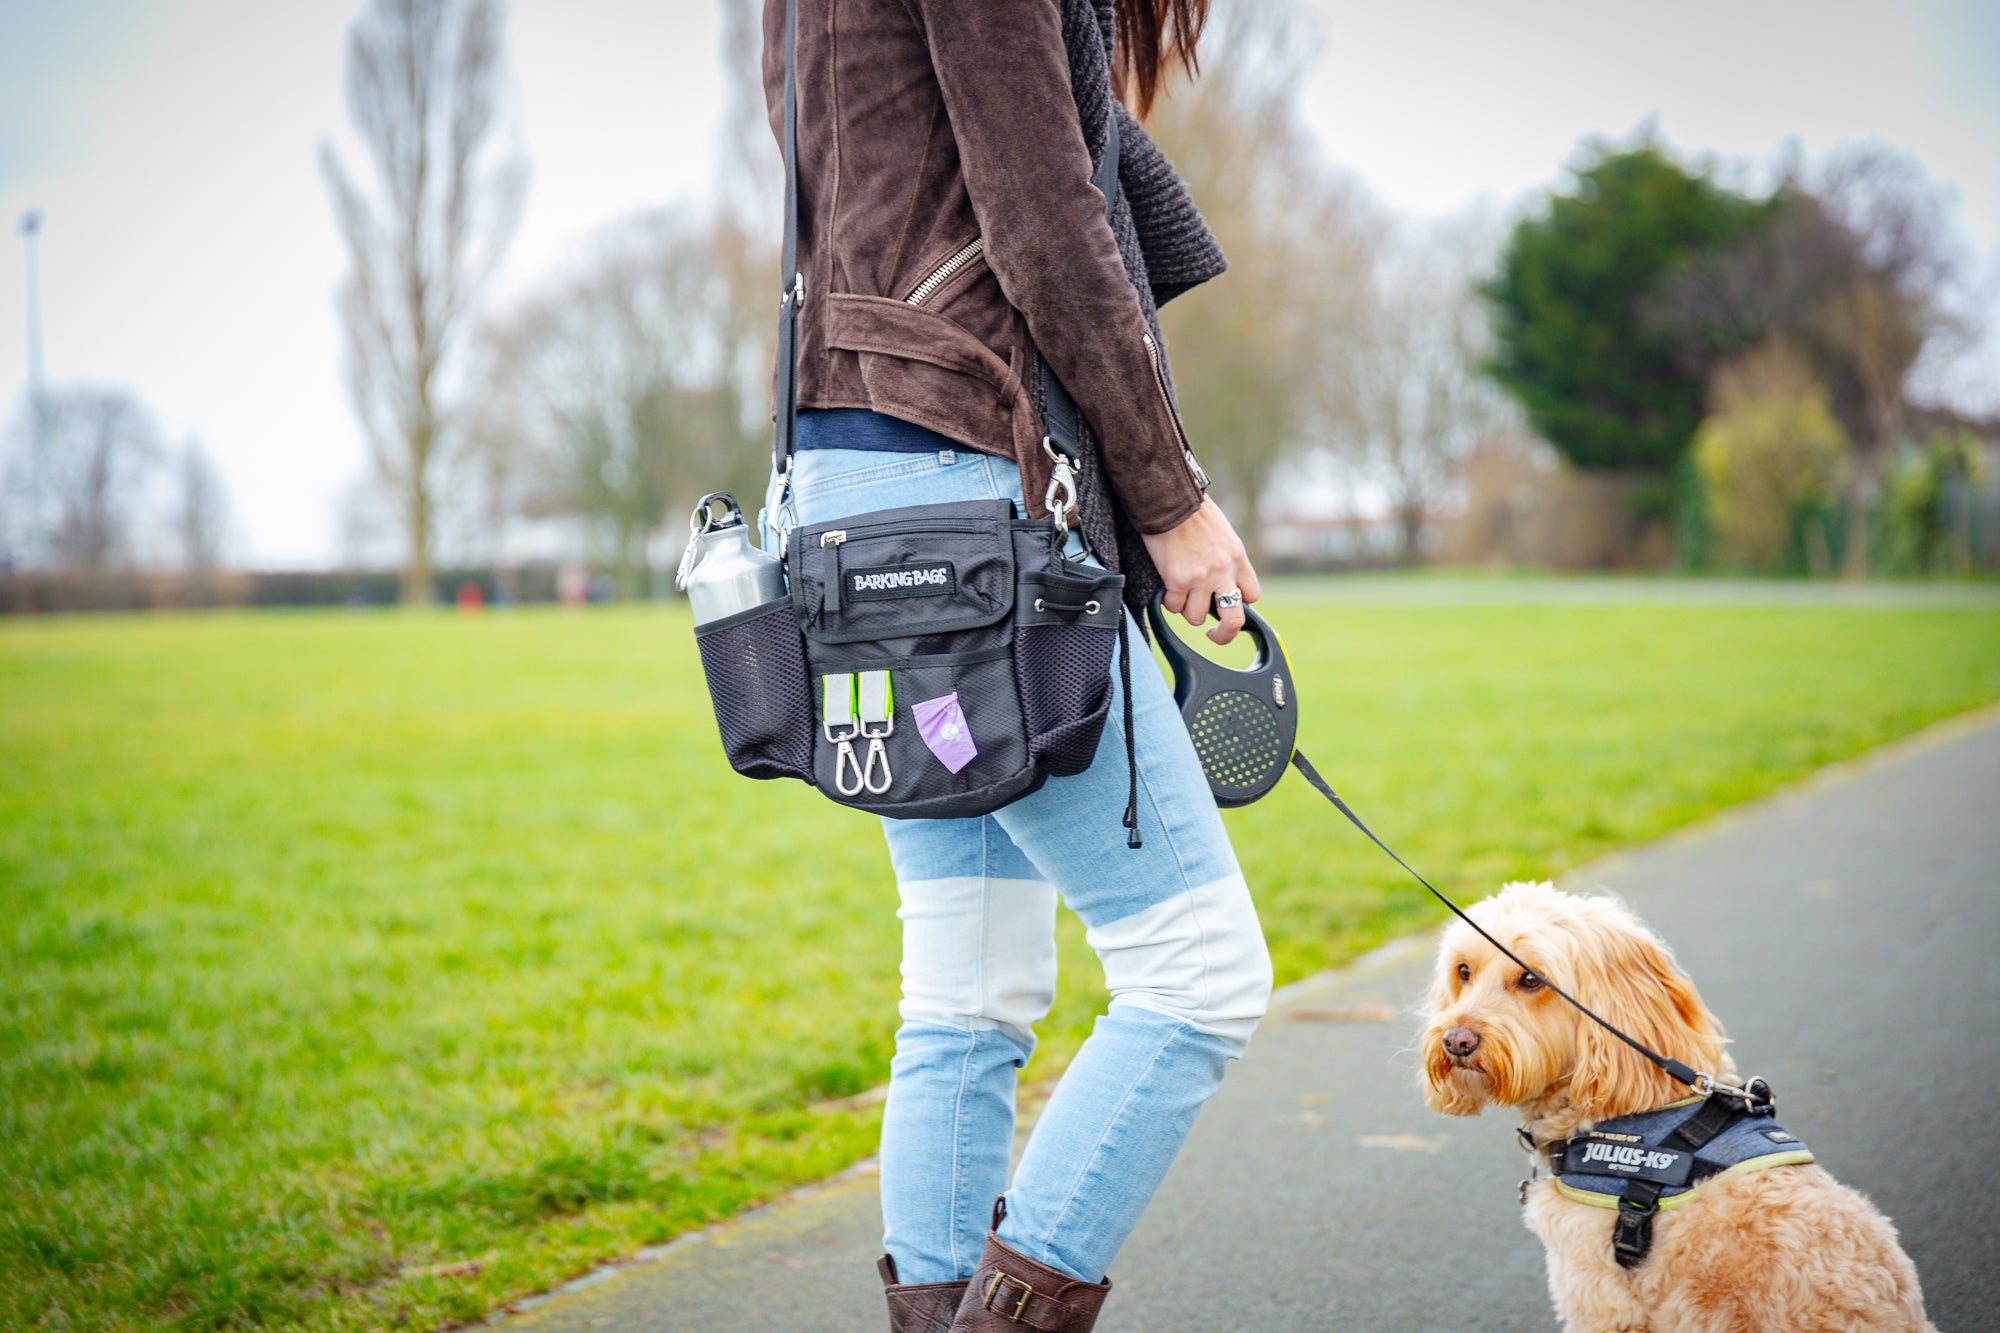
[2, 592, 1995, 1329]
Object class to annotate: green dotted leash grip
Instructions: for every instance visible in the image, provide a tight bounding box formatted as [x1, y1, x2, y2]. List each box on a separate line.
[1145, 593, 1299, 809]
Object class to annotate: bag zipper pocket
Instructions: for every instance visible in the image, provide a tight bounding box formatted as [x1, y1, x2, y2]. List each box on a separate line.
[906, 238, 986, 306]
[1141, 331, 1210, 491]
[819, 519, 990, 545]
[815, 519, 992, 620]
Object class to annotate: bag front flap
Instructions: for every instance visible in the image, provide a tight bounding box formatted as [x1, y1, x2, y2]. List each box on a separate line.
[791, 498, 1018, 644]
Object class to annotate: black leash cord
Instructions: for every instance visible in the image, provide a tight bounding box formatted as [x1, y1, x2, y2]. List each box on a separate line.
[1287, 750, 1703, 1091]
[1119, 613, 1141, 849]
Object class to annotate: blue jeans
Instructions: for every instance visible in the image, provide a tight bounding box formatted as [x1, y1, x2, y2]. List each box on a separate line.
[765, 443, 1273, 1285]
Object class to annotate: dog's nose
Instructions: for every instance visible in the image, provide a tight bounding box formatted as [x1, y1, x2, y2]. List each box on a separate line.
[1442, 1026, 1482, 1058]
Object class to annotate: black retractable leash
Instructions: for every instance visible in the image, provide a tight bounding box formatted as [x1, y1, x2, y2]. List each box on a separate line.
[1144, 597, 1298, 808]
[1151, 593, 1775, 1120]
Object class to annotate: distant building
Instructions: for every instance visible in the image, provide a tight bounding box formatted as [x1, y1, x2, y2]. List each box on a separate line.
[1260, 508, 1445, 569]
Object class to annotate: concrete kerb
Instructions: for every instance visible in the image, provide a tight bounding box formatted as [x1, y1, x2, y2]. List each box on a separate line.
[479, 699, 2000, 1325]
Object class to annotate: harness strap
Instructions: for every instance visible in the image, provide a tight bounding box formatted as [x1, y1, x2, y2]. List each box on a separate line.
[1605, 1093, 1749, 1268]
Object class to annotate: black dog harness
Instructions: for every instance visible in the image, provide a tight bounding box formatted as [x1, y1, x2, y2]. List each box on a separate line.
[1533, 1087, 1813, 1268]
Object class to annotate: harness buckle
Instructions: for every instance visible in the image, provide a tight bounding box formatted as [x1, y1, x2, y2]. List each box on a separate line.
[1612, 1196, 1658, 1269]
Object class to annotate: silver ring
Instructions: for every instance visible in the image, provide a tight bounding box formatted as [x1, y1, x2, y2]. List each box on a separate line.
[1215, 589, 1244, 610]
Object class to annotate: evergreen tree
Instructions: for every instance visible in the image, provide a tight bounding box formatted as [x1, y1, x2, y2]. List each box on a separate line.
[1482, 141, 1769, 473]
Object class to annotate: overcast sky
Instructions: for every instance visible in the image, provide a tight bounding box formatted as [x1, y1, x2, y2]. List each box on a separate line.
[1, 0, 1995, 567]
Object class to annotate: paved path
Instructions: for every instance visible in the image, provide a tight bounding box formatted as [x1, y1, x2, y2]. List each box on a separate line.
[501, 711, 2000, 1332]
[1265, 575, 2000, 609]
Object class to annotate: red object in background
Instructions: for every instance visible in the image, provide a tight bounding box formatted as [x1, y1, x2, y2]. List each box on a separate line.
[455, 580, 486, 612]
[557, 562, 590, 607]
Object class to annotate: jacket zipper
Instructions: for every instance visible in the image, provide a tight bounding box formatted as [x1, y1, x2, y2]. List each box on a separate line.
[1141, 332, 1210, 491]
[905, 238, 986, 306]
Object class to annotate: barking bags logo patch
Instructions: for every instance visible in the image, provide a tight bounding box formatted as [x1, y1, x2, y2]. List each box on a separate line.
[846, 562, 957, 601]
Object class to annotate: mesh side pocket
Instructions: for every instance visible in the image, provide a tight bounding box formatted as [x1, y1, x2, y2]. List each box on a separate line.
[694, 599, 814, 782]
[1014, 621, 1116, 777]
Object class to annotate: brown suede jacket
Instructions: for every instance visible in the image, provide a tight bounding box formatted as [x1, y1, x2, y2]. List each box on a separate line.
[760, 0, 1210, 534]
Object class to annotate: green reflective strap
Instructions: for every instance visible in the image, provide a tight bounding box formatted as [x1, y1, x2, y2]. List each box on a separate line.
[823, 672, 856, 727]
[857, 670, 892, 725]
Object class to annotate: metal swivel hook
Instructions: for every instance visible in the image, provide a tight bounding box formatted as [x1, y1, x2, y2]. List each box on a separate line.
[1042, 436, 1078, 530]
[1691, 1072, 1776, 1115]
[859, 712, 894, 795]
[862, 737, 893, 794]
[834, 738, 866, 796]
[826, 714, 865, 797]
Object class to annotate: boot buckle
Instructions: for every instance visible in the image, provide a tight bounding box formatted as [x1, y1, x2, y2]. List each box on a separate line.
[982, 1271, 1035, 1321]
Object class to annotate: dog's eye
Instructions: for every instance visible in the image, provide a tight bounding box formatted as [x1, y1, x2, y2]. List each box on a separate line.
[1519, 971, 1544, 991]
[1455, 962, 1471, 984]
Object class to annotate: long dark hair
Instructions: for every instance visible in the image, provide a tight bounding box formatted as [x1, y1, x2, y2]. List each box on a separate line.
[1114, 0, 1210, 118]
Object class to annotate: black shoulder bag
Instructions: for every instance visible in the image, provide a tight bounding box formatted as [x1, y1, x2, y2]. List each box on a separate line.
[686, 0, 1139, 832]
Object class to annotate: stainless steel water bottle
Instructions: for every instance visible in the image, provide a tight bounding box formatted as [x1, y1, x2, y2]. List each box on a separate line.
[676, 492, 788, 624]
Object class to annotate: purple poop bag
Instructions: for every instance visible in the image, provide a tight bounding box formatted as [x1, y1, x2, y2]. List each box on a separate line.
[912, 691, 978, 773]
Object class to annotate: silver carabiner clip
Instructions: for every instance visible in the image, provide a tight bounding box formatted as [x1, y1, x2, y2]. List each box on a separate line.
[676, 492, 740, 590]
[834, 737, 866, 796]
[1690, 1071, 1773, 1114]
[861, 736, 892, 795]
[1041, 443, 1077, 515]
[1041, 436, 1078, 528]
[770, 456, 798, 552]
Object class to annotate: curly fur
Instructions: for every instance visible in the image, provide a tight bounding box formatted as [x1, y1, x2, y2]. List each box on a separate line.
[1417, 882, 1934, 1332]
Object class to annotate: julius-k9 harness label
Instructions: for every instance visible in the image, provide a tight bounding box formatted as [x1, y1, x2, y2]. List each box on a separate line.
[845, 562, 957, 601]
[1560, 1133, 1695, 1186]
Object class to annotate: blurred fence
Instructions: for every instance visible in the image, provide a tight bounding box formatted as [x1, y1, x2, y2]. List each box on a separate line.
[0, 564, 584, 614]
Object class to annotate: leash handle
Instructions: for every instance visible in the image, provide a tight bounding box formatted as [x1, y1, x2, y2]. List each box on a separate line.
[1287, 750, 1702, 1091]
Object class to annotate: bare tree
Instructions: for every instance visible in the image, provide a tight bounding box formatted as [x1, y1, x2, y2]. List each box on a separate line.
[174, 436, 231, 573]
[1336, 216, 1519, 561]
[1, 384, 162, 571]
[712, 0, 783, 494]
[1150, 0, 1376, 541]
[716, 0, 781, 236]
[319, 0, 526, 604]
[480, 211, 767, 596]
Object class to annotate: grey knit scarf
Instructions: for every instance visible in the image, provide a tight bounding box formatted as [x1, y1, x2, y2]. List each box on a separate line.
[1038, 0, 1227, 621]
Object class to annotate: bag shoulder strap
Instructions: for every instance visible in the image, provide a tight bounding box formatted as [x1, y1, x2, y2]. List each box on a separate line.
[1037, 113, 1119, 470]
[771, 0, 1119, 475]
[773, 0, 804, 474]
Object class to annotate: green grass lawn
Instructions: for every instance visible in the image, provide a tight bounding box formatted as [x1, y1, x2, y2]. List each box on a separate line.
[3, 592, 1996, 1330]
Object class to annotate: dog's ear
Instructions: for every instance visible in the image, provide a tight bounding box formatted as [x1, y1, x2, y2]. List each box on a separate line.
[1565, 906, 1726, 1119]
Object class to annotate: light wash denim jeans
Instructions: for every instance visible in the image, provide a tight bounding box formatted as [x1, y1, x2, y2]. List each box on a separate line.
[764, 440, 1273, 1285]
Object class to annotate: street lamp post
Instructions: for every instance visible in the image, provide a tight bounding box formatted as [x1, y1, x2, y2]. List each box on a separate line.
[17, 207, 46, 568]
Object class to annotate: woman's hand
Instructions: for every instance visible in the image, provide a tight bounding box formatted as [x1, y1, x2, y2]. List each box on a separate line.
[1140, 496, 1261, 645]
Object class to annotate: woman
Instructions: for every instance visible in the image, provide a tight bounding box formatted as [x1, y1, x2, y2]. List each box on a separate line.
[760, 1, 1269, 1328]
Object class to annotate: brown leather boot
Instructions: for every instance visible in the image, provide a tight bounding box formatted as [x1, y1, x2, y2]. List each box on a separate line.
[878, 1253, 967, 1333]
[949, 1201, 1111, 1331]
